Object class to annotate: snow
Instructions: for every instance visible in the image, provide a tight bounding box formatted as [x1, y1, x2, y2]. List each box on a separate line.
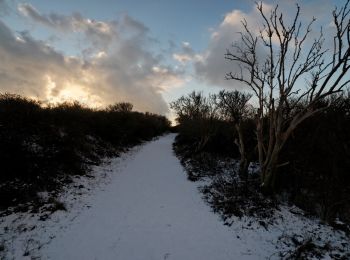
[1, 134, 349, 259]
[40, 134, 248, 259]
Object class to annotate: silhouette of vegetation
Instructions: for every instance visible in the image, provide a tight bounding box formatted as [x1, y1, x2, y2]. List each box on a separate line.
[280, 93, 350, 223]
[0, 93, 170, 210]
[170, 91, 230, 155]
[172, 90, 350, 224]
[173, 0, 350, 225]
[225, 1, 350, 193]
[214, 90, 254, 179]
[171, 90, 257, 181]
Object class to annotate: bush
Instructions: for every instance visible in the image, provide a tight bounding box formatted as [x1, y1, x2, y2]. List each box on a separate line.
[279, 94, 350, 222]
[0, 93, 170, 209]
[172, 91, 350, 224]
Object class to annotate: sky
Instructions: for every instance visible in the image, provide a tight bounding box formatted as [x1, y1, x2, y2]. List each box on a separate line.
[0, 0, 346, 119]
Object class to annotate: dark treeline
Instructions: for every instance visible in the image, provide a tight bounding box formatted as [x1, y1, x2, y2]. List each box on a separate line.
[171, 90, 350, 223]
[172, 0, 350, 226]
[0, 93, 170, 209]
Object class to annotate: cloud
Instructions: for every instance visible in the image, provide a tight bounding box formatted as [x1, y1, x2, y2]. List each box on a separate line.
[0, 19, 92, 101]
[172, 41, 197, 64]
[194, 4, 270, 89]
[0, 6, 184, 114]
[173, 53, 193, 64]
[18, 3, 117, 51]
[194, 0, 335, 89]
[0, 0, 10, 16]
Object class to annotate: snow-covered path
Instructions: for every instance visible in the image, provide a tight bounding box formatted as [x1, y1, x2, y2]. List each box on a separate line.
[41, 134, 245, 260]
[2, 134, 348, 259]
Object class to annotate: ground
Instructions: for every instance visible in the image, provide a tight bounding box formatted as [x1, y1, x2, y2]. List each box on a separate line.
[0, 134, 349, 259]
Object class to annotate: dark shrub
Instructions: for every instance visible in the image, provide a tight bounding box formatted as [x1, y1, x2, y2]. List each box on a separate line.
[0, 94, 170, 209]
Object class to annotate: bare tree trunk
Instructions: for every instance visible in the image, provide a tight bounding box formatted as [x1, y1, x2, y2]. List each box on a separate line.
[235, 124, 249, 179]
[262, 143, 281, 193]
[261, 109, 319, 192]
[239, 157, 249, 179]
[256, 118, 265, 182]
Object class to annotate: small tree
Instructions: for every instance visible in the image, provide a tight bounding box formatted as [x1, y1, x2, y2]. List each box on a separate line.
[107, 102, 133, 113]
[170, 91, 218, 152]
[225, 1, 350, 192]
[214, 90, 253, 177]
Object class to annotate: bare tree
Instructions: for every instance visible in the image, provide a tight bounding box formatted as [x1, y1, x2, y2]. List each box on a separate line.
[107, 102, 133, 113]
[214, 90, 253, 177]
[170, 91, 218, 152]
[225, 1, 350, 192]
